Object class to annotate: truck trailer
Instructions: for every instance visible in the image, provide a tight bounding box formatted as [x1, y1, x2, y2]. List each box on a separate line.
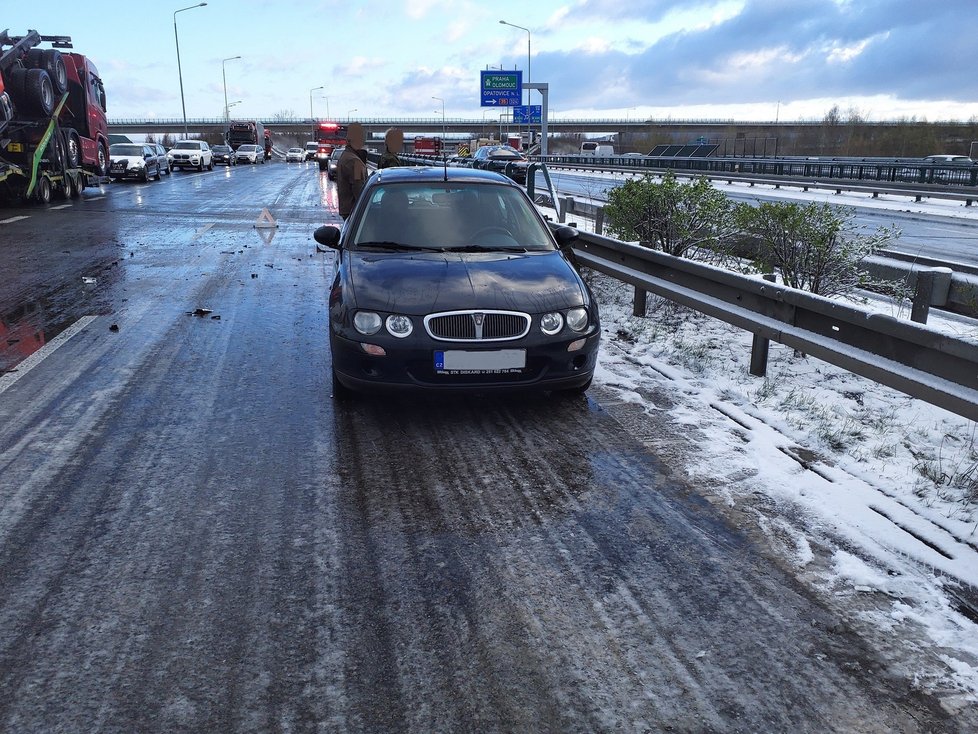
[0, 29, 108, 203]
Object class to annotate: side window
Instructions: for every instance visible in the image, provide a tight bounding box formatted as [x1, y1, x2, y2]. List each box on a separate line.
[90, 74, 107, 112]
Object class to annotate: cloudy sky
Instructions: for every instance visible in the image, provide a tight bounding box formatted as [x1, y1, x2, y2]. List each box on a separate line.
[6, 0, 977, 123]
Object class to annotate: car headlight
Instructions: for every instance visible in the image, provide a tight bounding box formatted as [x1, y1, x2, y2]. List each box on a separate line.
[386, 315, 413, 338]
[540, 312, 564, 335]
[354, 311, 382, 335]
[566, 308, 589, 332]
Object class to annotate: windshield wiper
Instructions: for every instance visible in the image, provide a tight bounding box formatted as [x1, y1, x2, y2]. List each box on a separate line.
[443, 244, 527, 253]
[355, 241, 443, 252]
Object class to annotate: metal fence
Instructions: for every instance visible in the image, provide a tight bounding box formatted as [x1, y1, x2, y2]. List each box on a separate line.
[562, 228, 978, 423]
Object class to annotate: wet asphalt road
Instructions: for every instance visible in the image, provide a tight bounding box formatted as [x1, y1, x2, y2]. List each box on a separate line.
[0, 162, 966, 732]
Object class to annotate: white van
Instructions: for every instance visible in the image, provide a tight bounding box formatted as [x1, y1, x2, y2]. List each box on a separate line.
[580, 141, 614, 157]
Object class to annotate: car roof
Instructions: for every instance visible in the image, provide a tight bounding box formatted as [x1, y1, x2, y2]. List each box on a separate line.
[367, 166, 519, 185]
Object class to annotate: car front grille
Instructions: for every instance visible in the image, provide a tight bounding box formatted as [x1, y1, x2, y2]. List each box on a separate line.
[424, 310, 530, 342]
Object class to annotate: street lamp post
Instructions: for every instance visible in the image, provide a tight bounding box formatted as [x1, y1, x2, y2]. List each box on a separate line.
[173, 2, 207, 138]
[309, 85, 324, 122]
[222, 55, 240, 122]
[499, 20, 530, 105]
[432, 96, 445, 139]
[499, 19, 531, 148]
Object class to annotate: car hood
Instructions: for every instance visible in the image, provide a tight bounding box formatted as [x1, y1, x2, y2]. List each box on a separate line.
[110, 155, 143, 165]
[345, 250, 586, 314]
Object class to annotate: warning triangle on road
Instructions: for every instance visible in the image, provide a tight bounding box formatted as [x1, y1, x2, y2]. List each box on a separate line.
[254, 208, 278, 228]
[256, 226, 277, 245]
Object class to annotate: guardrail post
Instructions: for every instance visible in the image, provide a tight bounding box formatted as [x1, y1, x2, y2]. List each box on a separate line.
[911, 267, 953, 324]
[749, 274, 777, 376]
[631, 240, 652, 317]
[558, 196, 572, 224]
[595, 208, 604, 235]
[633, 287, 647, 317]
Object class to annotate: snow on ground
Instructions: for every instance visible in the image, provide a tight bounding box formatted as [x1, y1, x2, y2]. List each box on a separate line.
[540, 176, 978, 707]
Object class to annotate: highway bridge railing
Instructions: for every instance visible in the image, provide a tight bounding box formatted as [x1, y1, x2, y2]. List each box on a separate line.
[558, 227, 978, 423]
[537, 154, 978, 195]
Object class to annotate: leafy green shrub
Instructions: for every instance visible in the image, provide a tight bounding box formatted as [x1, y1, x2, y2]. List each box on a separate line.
[604, 172, 736, 258]
[733, 201, 898, 298]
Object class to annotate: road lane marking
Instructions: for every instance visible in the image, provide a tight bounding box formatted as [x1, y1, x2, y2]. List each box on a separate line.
[51, 204, 72, 210]
[192, 223, 215, 240]
[0, 216, 29, 224]
[0, 315, 98, 395]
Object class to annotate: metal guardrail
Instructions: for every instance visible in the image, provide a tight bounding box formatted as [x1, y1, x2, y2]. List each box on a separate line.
[563, 229, 978, 423]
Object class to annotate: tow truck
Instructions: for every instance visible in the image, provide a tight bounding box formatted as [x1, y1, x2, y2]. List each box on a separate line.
[0, 30, 109, 204]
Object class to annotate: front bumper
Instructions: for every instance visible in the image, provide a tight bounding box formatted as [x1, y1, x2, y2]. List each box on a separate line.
[330, 329, 599, 394]
[172, 155, 203, 167]
[109, 163, 147, 179]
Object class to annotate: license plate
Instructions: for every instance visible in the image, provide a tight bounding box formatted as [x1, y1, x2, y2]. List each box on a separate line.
[434, 349, 525, 374]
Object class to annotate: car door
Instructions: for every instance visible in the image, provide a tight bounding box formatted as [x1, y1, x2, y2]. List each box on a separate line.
[155, 144, 169, 173]
[141, 145, 157, 179]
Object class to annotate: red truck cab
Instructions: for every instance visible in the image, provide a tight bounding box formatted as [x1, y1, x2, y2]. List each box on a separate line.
[60, 52, 109, 175]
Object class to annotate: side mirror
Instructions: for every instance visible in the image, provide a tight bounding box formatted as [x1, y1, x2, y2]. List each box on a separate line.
[552, 225, 579, 246]
[314, 225, 342, 250]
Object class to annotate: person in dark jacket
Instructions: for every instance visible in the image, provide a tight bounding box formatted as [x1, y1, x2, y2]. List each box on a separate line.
[336, 122, 367, 220]
[378, 127, 404, 169]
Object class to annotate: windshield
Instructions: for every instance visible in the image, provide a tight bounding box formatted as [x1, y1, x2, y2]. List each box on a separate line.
[110, 144, 145, 156]
[487, 148, 523, 159]
[349, 182, 556, 253]
[238, 145, 256, 152]
[174, 141, 201, 150]
[213, 145, 230, 152]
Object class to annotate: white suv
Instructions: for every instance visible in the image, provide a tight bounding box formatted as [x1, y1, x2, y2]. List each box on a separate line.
[169, 140, 213, 171]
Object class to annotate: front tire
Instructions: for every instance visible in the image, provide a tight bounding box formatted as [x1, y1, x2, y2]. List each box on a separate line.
[97, 141, 110, 176]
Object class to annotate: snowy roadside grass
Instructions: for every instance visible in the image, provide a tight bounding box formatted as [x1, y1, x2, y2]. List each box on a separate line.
[587, 270, 978, 703]
[590, 272, 978, 523]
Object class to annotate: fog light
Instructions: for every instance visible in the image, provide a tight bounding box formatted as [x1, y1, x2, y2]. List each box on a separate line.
[360, 343, 387, 356]
[567, 338, 587, 352]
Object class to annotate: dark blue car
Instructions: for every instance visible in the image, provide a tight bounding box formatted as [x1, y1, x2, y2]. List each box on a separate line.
[314, 167, 600, 398]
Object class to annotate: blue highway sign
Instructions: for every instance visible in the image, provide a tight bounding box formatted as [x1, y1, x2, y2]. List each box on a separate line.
[512, 105, 541, 123]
